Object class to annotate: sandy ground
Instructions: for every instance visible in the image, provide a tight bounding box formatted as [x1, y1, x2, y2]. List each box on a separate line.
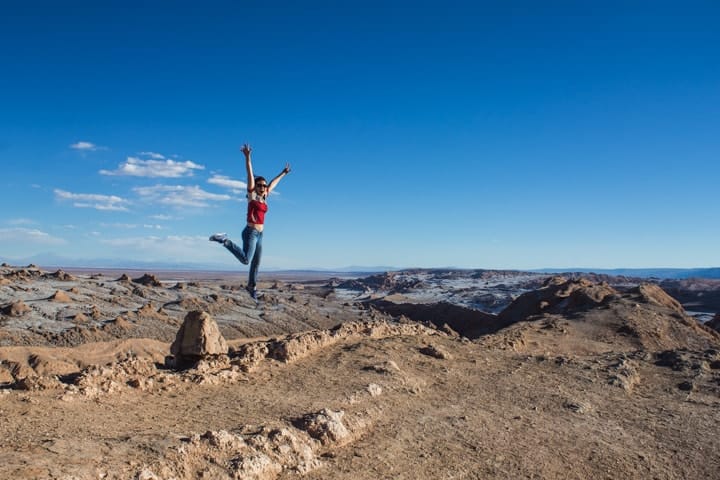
[1, 266, 719, 480]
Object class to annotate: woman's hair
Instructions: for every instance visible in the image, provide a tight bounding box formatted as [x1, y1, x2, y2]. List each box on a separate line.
[254, 176, 266, 184]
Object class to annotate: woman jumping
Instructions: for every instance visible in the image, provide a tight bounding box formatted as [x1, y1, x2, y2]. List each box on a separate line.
[210, 143, 291, 299]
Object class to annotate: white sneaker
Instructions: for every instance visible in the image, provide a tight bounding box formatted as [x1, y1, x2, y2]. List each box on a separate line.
[209, 233, 228, 243]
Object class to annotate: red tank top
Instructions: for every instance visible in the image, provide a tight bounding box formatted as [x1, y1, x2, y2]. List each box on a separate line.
[247, 193, 268, 224]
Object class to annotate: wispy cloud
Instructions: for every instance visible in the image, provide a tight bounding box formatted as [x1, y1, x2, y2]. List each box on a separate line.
[70, 141, 106, 152]
[134, 185, 231, 207]
[139, 151, 166, 159]
[0, 227, 66, 245]
[99, 222, 163, 230]
[149, 214, 174, 221]
[54, 189, 130, 211]
[7, 218, 37, 226]
[208, 174, 247, 193]
[100, 154, 204, 178]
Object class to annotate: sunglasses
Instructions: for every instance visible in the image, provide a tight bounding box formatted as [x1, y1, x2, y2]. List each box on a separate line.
[256, 184, 267, 189]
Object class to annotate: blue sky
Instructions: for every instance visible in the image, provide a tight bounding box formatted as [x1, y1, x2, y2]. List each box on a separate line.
[1, 1, 718, 270]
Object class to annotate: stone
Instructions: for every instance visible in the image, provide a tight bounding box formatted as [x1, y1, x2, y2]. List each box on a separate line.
[170, 311, 228, 360]
[2, 300, 31, 317]
[294, 408, 350, 446]
[133, 273, 162, 287]
[50, 290, 72, 302]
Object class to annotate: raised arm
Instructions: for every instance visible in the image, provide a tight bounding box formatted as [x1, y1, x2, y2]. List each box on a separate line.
[242, 144, 255, 192]
[267, 163, 291, 194]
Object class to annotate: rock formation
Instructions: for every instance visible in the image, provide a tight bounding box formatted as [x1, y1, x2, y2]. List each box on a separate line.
[133, 273, 163, 287]
[169, 311, 228, 366]
[1, 300, 31, 317]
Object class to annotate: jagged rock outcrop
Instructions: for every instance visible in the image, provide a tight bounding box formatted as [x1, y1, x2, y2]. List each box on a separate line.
[44, 269, 76, 281]
[492, 278, 720, 354]
[133, 273, 162, 287]
[294, 409, 351, 446]
[499, 277, 618, 324]
[335, 271, 426, 294]
[368, 300, 501, 339]
[632, 283, 685, 314]
[116, 273, 132, 283]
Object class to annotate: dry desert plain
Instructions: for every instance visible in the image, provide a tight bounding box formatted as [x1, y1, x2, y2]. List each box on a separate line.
[1, 265, 720, 480]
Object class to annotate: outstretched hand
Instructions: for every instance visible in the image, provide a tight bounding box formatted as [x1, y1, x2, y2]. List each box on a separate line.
[283, 163, 291, 174]
[241, 143, 252, 157]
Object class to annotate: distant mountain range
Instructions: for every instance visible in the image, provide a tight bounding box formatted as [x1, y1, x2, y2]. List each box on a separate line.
[0, 254, 394, 274]
[2, 254, 718, 280]
[534, 268, 720, 280]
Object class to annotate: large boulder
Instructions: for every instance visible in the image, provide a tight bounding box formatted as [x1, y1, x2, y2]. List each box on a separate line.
[170, 311, 228, 361]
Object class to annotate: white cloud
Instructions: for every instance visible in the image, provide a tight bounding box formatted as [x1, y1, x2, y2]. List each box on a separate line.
[70, 141, 105, 151]
[99, 222, 164, 230]
[208, 175, 247, 193]
[54, 189, 130, 212]
[139, 151, 166, 159]
[0, 227, 66, 245]
[100, 156, 204, 178]
[134, 185, 231, 207]
[149, 214, 174, 220]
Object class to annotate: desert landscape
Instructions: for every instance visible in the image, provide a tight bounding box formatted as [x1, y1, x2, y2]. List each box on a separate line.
[1, 264, 720, 480]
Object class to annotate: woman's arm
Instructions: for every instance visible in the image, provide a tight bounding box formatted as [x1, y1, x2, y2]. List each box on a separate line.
[242, 143, 255, 192]
[267, 163, 291, 194]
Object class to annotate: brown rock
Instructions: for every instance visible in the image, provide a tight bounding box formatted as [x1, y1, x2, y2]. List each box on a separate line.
[633, 283, 685, 314]
[15, 375, 63, 391]
[499, 278, 618, 323]
[50, 290, 72, 302]
[46, 269, 76, 281]
[133, 274, 162, 287]
[28, 353, 78, 376]
[419, 344, 451, 360]
[106, 316, 132, 330]
[170, 311, 228, 360]
[0, 366, 13, 384]
[136, 303, 157, 316]
[295, 409, 351, 446]
[2, 300, 31, 317]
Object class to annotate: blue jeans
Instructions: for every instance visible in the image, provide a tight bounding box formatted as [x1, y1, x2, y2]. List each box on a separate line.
[223, 226, 263, 290]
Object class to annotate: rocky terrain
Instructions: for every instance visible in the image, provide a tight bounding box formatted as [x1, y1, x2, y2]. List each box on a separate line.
[330, 268, 720, 324]
[1, 265, 719, 479]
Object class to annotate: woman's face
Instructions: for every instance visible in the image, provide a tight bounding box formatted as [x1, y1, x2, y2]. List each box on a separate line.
[255, 181, 268, 194]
